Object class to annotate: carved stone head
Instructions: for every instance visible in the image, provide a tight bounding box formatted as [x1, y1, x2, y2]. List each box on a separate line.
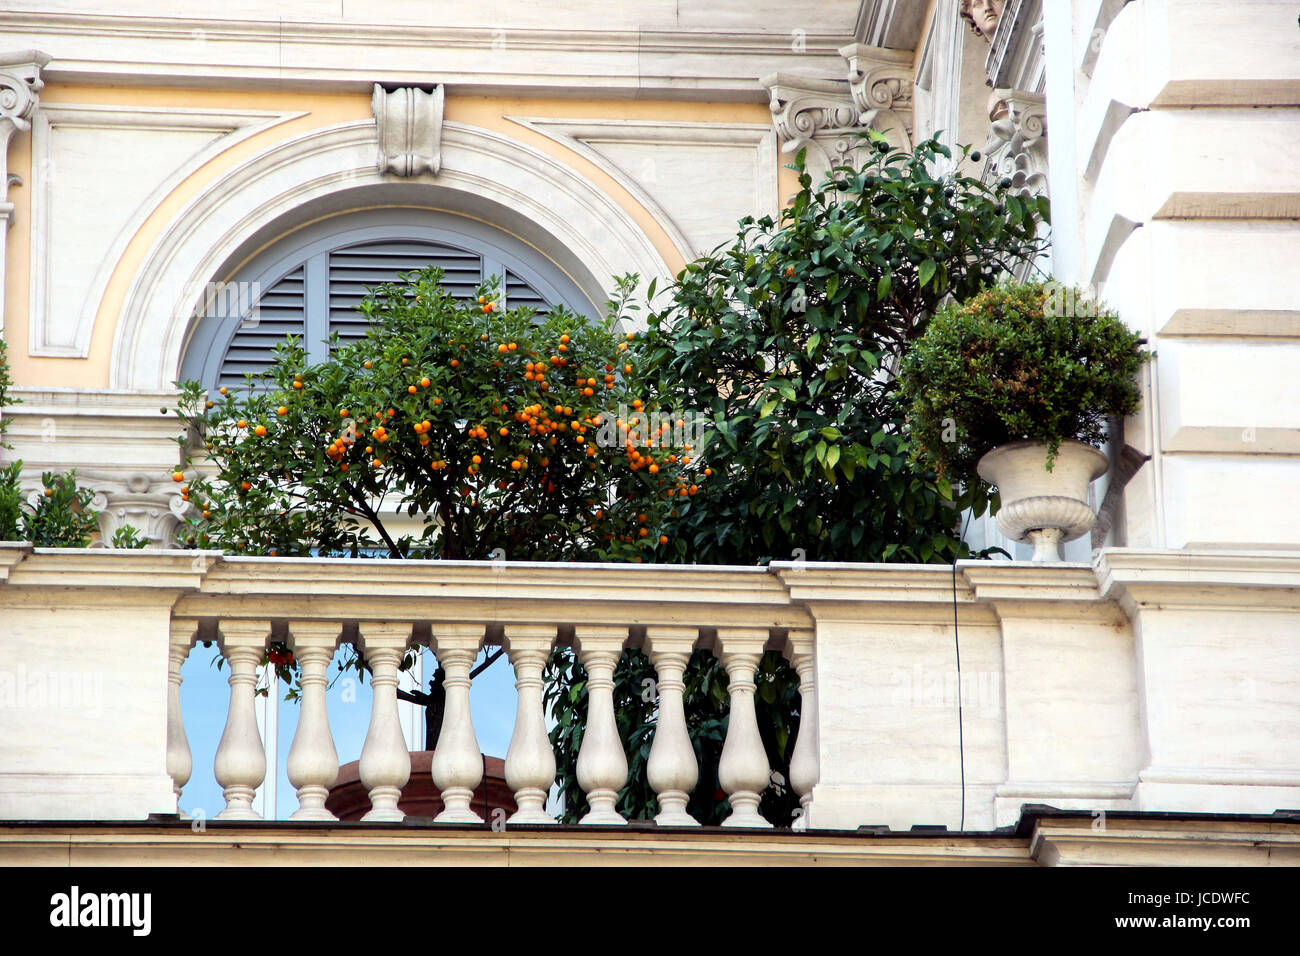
[960, 0, 1006, 42]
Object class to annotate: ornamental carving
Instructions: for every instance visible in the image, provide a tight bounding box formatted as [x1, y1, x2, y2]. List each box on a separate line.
[960, 0, 1006, 43]
[983, 89, 1048, 200]
[761, 72, 866, 187]
[0, 51, 49, 238]
[371, 83, 444, 177]
[841, 43, 915, 148]
[762, 44, 915, 190]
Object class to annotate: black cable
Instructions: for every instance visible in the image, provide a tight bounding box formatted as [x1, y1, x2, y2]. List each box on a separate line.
[952, 508, 974, 833]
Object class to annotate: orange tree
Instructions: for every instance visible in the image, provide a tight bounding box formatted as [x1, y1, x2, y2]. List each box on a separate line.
[172, 268, 709, 703]
[173, 269, 695, 562]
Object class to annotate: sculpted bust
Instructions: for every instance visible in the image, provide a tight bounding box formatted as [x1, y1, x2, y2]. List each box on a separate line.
[960, 0, 1005, 42]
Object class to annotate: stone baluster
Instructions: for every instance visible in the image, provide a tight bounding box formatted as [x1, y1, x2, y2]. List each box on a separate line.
[286, 621, 342, 821]
[574, 626, 629, 825]
[785, 630, 819, 830]
[430, 624, 485, 823]
[357, 622, 412, 822]
[717, 627, 774, 828]
[214, 620, 270, 820]
[166, 619, 197, 814]
[644, 626, 701, 826]
[503, 625, 559, 824]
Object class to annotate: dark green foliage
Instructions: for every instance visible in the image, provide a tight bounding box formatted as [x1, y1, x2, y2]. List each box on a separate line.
[640, 133, 1049, 563]
[898, 280, 1151, 486]
[23, 471, 99, 548]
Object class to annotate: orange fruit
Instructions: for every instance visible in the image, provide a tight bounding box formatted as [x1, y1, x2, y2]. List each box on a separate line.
[276, 406, 288, 416]
[408, 385, 418, 393]
[499, 427, 509, 436]
[507, 342, 517, 351]
[240, 481, 252, 491]
[293, 381, 304, 390]
[450, 359, 460, 368]
[219, 387, 228, 395]
[560, 334, 570, 344]
[511, 460, 522, 470]
[340, 409, 350, 418]
[254, 425, 267, 437]
[236, 419, 247, 429]
[363, 361, 373, 369]
[420, 377, 431, 388]
[659, 535, 669, 544]
[171, 472, 184, 482]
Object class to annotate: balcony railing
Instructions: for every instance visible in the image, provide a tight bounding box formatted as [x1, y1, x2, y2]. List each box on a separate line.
[1, 543, 1297, 835]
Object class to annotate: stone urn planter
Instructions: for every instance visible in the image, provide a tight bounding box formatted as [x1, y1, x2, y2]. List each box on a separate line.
[976, 439, 1109, 561]
[325, 751, 517, 822]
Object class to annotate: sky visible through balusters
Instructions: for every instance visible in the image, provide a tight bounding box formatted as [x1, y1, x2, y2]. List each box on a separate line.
[179, 645, 519, 820]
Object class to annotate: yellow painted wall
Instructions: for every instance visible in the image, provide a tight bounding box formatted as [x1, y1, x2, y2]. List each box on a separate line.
[3, 84, 792, 390]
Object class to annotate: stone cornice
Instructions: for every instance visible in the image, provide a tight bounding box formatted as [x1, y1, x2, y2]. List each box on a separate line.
[2, 14, 853, 101]
[1096, 549, 1300, 613]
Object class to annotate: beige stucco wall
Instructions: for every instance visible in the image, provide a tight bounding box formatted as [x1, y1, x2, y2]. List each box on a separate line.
[5, 83, 794, 389]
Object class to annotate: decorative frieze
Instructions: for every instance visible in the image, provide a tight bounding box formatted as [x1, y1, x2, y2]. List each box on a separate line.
[371, 83, 444, 177]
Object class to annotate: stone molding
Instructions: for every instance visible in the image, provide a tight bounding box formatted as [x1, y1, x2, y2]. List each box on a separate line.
[372, 84, 443, 177]
[108, 119, 673, 390]
[26, 104, 304, 359]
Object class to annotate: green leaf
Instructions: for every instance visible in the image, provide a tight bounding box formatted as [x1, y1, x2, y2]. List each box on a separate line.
[919, 259, 937, 288]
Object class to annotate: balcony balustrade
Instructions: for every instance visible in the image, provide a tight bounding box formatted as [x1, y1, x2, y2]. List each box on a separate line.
[1, 543, 1297, 839]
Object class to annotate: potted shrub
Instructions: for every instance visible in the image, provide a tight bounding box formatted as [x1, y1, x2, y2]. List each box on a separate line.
[898, 281, 1150, 561]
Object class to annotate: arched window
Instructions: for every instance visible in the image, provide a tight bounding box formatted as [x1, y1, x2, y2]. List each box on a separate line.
[180, 209, 597, 391]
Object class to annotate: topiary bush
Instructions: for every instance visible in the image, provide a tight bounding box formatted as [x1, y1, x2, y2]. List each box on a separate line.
[897, 281, 1150, 488]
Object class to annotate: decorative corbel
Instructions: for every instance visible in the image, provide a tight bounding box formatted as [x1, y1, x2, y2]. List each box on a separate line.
[0, 51, 49, 337]
[983, 88, 1048, 199]
[760, 71, 864, 185]
[840, 43, 915, 149]
[371, 83, 444, 177]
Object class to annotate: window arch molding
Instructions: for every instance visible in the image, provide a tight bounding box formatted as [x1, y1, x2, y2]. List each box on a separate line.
[109, 119, 675, 390]
[179, 207, 598, 391]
